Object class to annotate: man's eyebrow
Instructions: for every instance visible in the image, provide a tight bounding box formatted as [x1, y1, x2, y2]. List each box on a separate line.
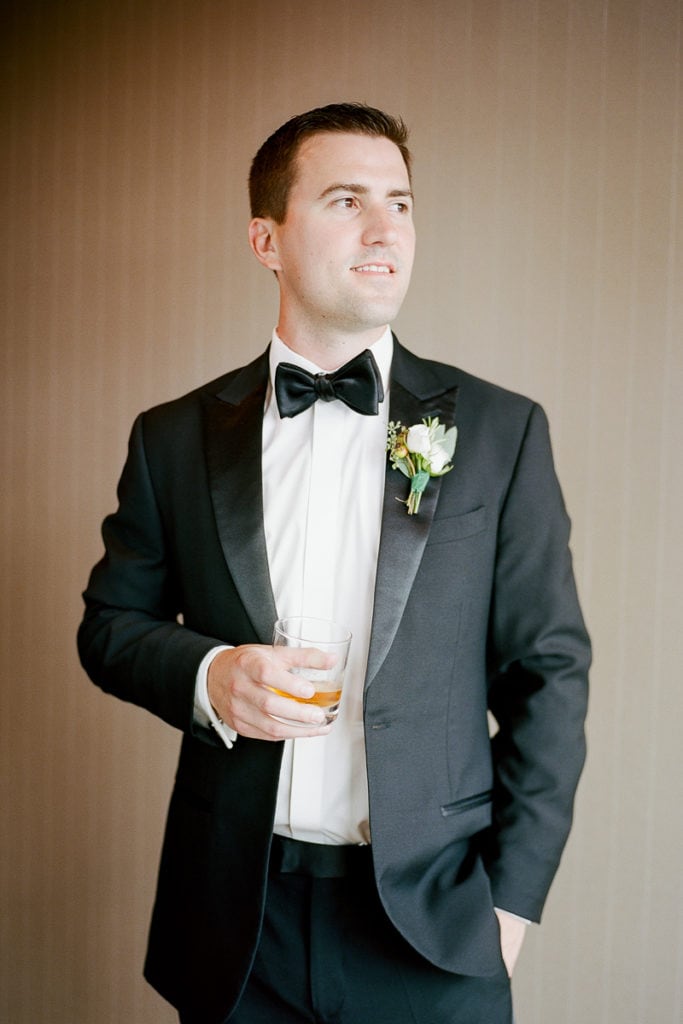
[318, 183, 414, 201]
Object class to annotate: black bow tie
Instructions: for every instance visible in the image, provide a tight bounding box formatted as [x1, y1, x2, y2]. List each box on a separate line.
[274, 349, 384, 418]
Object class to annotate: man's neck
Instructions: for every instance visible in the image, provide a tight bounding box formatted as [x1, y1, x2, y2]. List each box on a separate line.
[275, 323, 389, 371]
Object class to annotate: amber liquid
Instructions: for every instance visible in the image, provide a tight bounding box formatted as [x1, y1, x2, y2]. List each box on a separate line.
[271, 687, 342, 709]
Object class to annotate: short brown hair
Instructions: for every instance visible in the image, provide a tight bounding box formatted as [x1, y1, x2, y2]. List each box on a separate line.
[248, 102, 412, 223]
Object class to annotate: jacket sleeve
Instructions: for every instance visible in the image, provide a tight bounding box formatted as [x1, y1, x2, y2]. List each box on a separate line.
[483, 402, 591, 921]
[77, 413, 224, 740]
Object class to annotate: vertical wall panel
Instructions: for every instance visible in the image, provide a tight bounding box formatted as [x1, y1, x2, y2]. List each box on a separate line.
[2, 1, 681, 1021]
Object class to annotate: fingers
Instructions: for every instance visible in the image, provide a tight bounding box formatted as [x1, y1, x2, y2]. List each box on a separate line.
[274, 644, 338, 675]
[207, 645, 334, 741]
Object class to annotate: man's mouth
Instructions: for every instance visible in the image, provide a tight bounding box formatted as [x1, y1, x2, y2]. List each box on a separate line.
[351, 263, 394, 274]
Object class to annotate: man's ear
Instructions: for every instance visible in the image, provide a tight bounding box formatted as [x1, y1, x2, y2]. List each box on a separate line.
[248, 218, 282, 272]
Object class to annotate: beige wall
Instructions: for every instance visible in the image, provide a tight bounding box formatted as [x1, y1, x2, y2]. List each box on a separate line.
[2, 1, 682, 1021]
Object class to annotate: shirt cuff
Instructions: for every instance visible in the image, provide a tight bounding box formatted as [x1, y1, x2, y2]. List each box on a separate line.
[194, 645, 238, 750]
[494, 907, 532, 925]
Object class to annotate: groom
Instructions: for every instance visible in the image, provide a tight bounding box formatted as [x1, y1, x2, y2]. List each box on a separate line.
[78, 103, 590, 1024]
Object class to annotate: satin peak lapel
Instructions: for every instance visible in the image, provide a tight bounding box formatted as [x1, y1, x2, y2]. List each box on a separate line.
[203, 352, 278, 644]
[365, 343, 459, 688]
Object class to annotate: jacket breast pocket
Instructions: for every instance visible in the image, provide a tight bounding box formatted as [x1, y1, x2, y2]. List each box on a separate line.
[427, 505, 488, 546]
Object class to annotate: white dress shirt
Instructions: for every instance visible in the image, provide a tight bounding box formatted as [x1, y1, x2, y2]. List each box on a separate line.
[195, 328, 393, 845]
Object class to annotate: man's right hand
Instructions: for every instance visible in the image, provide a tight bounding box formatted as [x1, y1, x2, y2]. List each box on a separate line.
[207, 645, 334, 741]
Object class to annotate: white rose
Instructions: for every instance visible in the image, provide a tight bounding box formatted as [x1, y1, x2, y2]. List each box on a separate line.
[406, 424, 431, 456]
[428, 445, 450, 473]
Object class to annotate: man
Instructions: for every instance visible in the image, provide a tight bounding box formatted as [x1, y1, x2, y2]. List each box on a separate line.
[78, 103, 590, 1024]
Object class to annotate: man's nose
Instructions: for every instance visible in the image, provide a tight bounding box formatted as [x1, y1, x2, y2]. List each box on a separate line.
[360, 207, 398, 247]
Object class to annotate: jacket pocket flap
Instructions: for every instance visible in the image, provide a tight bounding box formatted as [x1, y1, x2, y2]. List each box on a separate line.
[440, 790, 493, 838]
[428, 506, 487, 545]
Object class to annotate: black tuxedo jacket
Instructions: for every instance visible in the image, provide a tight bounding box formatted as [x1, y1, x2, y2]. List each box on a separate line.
[78, 339, 590, 1022]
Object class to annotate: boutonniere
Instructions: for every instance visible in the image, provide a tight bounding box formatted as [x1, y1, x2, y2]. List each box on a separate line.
[386, 417, 458, 515]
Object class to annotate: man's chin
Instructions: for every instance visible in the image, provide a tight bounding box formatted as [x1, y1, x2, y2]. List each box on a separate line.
[344, 297, 408, 333]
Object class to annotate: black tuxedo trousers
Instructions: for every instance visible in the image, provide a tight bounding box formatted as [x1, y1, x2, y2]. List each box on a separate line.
[206, 853, 513, 1024]
[78, 339, 590, 1023]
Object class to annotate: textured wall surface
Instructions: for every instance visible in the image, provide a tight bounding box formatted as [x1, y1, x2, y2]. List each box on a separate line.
[2, 1, 681, 1021]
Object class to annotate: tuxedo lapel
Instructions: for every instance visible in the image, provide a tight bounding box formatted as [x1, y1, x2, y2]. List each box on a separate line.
[365, 341, 459, 688]
[203, 351, 278, 644]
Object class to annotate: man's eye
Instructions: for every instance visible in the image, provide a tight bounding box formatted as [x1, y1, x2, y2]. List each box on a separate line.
[334, 196, 357, 209]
